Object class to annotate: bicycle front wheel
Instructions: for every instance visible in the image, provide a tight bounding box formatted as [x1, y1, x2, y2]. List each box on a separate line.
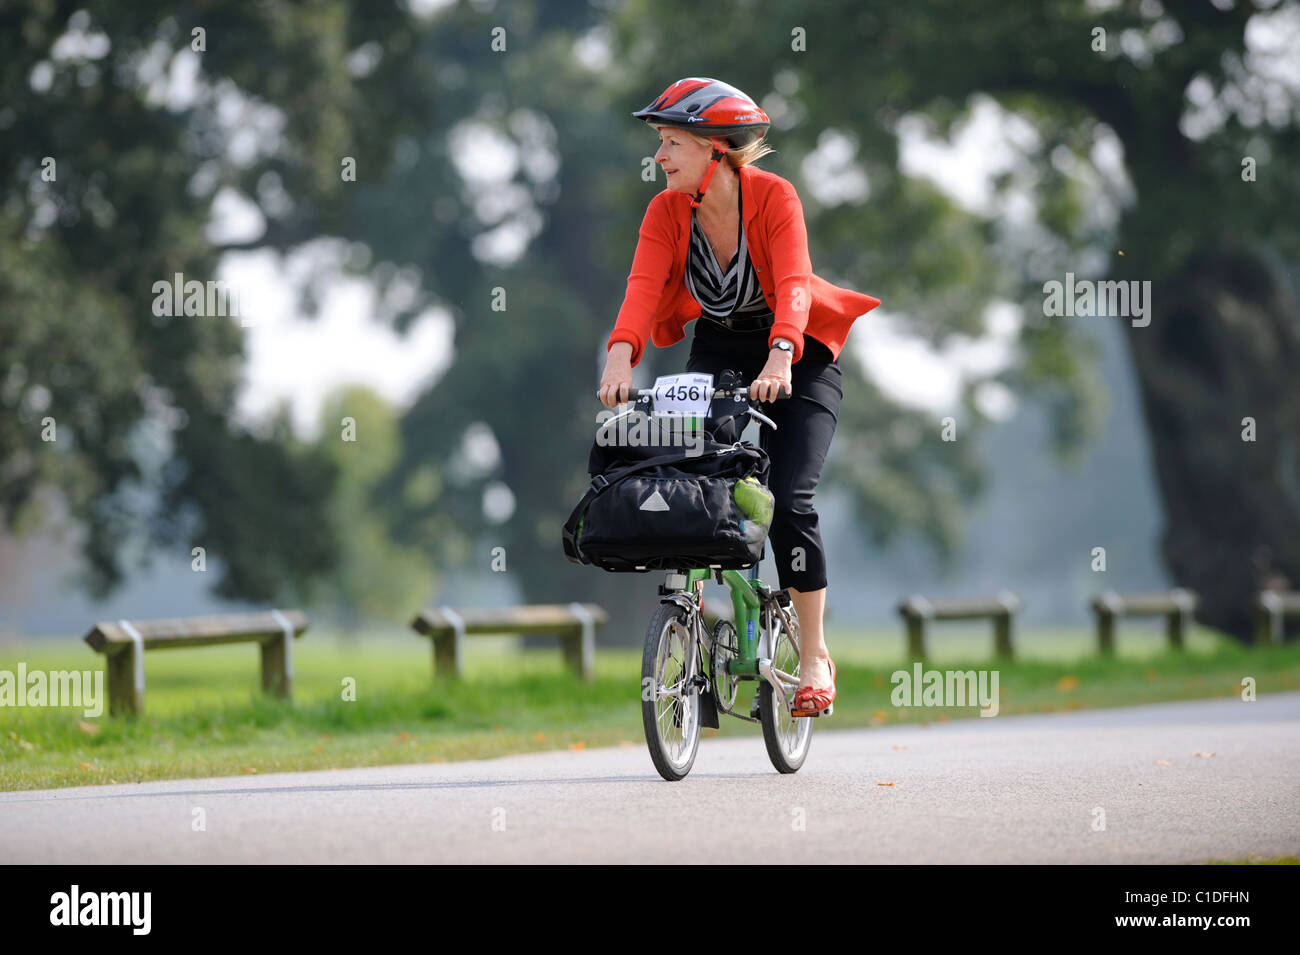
[641, 601, 702, 781]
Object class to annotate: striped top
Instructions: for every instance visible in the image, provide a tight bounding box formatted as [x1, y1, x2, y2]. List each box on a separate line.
[685, 180, 775, 332]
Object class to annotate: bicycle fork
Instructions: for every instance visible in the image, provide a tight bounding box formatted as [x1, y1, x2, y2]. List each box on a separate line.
[755, 608, 801, 720]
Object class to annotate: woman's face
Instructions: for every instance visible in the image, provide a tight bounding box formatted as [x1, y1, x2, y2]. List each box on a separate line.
[654, 126, 713, 194]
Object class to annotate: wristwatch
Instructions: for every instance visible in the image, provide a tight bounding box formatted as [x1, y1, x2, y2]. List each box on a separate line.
[770, 338, 794, 355]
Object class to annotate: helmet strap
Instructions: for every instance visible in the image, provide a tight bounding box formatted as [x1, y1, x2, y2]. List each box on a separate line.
[689, 140, 730, 209]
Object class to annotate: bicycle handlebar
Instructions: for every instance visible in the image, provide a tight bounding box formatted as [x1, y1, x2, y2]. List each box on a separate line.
[600, 384, 791, 402]
[594, 378, 786, 434]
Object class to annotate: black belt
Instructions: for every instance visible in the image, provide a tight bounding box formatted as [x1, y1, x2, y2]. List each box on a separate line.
[699, 311, 774, 333]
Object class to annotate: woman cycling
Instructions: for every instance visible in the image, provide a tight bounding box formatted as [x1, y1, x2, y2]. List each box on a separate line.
[598, 77, 880, 716]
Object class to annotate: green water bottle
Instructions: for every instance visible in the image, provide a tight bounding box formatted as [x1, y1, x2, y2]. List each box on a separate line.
[733, 476, 773, 526]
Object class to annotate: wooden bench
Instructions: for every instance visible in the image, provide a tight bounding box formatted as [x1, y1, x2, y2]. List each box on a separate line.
[1090, 589, 1196, 654]
[82, 610, 309, 716]
[411, 603, 608, 681]
[897, 592, 1022, 659]
[1253, 590, 1300, 646]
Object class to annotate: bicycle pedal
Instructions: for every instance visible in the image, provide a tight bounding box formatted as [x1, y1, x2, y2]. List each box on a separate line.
[791, 703, 833, 718]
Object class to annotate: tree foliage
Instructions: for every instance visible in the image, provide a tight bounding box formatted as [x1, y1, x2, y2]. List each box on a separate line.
[0, 0, 436, 599]
[5, 1, 1298, 643]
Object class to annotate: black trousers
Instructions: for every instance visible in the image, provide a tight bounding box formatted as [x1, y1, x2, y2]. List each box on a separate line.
[686, 321, 843, 593]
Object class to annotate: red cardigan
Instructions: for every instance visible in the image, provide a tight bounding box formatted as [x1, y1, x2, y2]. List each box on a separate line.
[607, 163, 880, 366]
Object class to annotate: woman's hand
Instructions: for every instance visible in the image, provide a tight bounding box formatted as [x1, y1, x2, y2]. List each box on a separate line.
[599, 343, 635, 408]
[750, 351, 793, 402]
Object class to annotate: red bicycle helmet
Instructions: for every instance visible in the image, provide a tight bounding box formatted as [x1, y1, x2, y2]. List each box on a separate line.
[633, 77, 771, 207]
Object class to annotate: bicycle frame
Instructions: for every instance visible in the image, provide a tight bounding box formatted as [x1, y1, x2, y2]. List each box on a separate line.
[659, 565, 801, 719]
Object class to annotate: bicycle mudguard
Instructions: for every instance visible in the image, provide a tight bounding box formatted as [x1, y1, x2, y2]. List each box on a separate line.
[697, 685, 721, 729]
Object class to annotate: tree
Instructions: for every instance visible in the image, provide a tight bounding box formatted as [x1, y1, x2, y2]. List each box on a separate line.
[0, 1, 437, 601]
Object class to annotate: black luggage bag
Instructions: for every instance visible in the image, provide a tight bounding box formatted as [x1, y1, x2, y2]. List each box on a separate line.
[562, 397, 775, 573]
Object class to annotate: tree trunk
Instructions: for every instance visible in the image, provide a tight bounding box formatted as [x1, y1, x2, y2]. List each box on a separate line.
[1121, 243, 1300, 642]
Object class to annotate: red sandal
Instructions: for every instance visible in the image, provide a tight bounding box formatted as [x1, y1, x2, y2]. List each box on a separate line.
[793, 657, 836, 717]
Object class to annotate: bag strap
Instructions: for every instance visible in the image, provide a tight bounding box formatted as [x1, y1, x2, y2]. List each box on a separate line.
[562, 444, 747, 564]
[593, 444, 731, 490]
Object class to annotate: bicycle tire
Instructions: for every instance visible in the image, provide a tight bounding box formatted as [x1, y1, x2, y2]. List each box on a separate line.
[641, 601, 702, 781]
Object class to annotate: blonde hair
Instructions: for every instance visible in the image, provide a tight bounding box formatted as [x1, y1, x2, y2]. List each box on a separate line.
[662, 126, 775, 168]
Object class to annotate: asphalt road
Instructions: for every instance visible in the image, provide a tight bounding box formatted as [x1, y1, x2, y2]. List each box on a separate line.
[3, 692, 1298, 863]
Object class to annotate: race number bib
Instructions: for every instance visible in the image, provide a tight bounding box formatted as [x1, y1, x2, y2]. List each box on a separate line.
[650, 373, 714, 416]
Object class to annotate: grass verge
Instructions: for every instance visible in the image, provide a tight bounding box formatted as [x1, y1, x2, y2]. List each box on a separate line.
[2, 628, 1297, 791]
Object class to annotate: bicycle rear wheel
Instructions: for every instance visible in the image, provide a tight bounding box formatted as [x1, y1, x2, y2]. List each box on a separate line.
[641, 602, 702, 781]
[758, 602, 814, 773]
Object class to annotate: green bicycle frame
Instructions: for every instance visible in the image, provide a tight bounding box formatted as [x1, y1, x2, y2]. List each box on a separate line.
[678, 566, 767, 678]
